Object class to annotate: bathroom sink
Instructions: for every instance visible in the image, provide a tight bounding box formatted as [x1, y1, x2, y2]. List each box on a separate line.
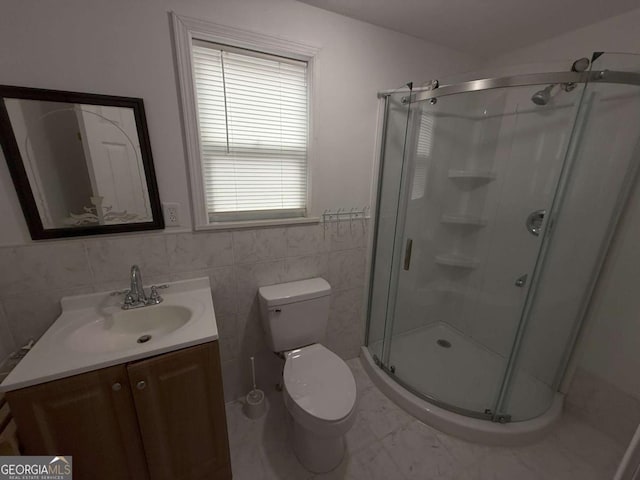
[0, 277, 218, 391]
[62, 305, 193, 354]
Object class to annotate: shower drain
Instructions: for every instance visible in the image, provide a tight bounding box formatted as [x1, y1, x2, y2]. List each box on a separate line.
[437, 339, 452, 348]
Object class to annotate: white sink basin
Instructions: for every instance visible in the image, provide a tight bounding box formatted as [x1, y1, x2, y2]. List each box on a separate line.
[0, 277, 218, 391]
[63, 305, 193, 354]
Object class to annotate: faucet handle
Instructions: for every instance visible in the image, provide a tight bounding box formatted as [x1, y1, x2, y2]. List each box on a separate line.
[123, 291, 136, 309]
[147, 286, 163, 305]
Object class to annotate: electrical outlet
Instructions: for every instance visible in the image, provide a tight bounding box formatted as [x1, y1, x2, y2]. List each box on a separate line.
[162, 202, 181, 227]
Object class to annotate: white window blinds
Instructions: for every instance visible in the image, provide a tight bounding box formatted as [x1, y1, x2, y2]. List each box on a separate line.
[411, 111, 434, 200]
[191, 40, 309, 222]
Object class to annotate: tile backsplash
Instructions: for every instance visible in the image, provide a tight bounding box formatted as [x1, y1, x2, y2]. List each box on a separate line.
[0, 221, 369, 401]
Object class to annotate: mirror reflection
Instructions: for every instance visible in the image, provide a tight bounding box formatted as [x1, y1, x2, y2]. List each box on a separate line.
[4, 99, 152, 228]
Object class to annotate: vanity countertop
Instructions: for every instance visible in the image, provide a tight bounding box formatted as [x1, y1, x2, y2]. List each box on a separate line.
[0, 277, 218, 391]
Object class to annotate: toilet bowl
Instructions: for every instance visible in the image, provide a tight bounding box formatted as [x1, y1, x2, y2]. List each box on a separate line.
[282, 343, 357, 472]
[258, 278, 357, 473]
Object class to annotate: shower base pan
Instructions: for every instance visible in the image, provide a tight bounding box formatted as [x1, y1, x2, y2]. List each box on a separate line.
[361, 325, 563, 445]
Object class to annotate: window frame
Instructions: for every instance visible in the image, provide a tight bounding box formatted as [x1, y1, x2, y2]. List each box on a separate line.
[171, 12, 319, 230]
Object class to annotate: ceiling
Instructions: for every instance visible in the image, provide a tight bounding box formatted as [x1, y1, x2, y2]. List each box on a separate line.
[297, 0, 640, 56]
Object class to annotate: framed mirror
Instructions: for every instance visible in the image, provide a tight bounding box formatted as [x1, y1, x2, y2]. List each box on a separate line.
[0, 85, 164, 239]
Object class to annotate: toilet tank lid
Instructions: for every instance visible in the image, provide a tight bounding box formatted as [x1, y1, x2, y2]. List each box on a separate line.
[259, 278, 331, 307]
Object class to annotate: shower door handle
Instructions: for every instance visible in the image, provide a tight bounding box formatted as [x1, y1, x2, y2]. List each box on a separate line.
[403, 238, 413, 271]
[526, 209, 546, 236]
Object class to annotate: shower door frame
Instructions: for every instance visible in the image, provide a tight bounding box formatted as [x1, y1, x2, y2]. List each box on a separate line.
[365, 90, 415, 369]
[366, 61, 640, 422]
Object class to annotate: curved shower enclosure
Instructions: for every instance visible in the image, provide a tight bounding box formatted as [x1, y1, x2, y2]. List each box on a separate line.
[365, 52, 640, 441]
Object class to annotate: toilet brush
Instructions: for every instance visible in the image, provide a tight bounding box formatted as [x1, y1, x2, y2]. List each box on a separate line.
[243, 356, 266, 419]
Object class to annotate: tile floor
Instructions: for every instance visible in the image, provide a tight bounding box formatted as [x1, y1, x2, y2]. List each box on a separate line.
[225, 358, 624, 479]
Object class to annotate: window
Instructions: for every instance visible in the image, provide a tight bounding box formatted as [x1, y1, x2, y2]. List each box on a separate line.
[411, 111, 434, 200]
[172, 14, 317, 228]
[191, 42, 308, 222]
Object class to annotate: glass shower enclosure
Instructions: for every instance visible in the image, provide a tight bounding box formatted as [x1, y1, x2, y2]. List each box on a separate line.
[366, 53, 640, 423]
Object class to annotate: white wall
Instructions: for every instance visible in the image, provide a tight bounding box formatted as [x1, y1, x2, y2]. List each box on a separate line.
[490, 8, 640, 400]
[489, 8, 640, 70]
[0, 0, 476, 246]
[578, 181, 640, 398]
[0, 0, 480, 395]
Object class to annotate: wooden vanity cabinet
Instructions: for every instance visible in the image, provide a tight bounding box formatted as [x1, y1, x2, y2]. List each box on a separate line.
[7, 364, 149, 479]
[128, 342, 231, 480]
[6, 341, 231, 480]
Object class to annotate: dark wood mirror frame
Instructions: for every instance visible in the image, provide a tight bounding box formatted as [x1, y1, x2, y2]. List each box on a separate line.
[0, 85, 164, 240]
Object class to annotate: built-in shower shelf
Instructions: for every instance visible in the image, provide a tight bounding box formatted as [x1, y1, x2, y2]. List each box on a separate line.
[441, 214, 487, 227]
[448, 169, 497, 183]
[435, 254, 480, 269]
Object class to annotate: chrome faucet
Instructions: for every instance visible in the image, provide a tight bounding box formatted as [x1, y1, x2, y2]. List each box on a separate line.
[129, 265, 147, 304]
[122, 265, 164, 310]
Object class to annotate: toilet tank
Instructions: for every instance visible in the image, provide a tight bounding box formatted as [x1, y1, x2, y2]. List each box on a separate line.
[258, 278, 331, 352]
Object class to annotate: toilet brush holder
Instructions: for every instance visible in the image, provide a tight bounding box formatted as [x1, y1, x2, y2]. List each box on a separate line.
[243, 388, 266, 419]
[242, 356, 266, 419]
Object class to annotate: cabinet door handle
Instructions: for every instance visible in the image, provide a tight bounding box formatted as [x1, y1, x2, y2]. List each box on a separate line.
[112, 382, 122, 391]
[136, 380, 146, 390]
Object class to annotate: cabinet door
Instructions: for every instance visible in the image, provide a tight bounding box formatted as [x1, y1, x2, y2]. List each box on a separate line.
[127, 342, 231, 480]
[6, 365, 149, 480]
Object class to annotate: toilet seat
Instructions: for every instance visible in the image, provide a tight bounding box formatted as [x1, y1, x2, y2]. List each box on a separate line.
[283, 344, 357, 436]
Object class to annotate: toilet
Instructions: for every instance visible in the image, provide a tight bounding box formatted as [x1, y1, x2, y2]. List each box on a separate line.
[258, 277, 357, 473]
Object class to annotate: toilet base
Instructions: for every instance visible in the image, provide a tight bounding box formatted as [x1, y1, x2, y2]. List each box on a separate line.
[291, 419, 345, 473]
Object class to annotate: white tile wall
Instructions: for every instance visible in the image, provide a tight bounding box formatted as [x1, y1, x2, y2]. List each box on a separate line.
[0, 221, 368, 402]
[166, 232, 234, 272]
[566, 367, 640, 447]
[232, 228, 288, 264]
[0, 243, 93, 295]
[0, 304, 15, 362]
[85, 235, 171, 284]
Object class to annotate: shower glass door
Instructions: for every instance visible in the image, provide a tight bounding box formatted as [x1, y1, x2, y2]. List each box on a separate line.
[367, 91, 412, 363]
[498, 53, 640, 421]
[380, 82, 586, 417]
